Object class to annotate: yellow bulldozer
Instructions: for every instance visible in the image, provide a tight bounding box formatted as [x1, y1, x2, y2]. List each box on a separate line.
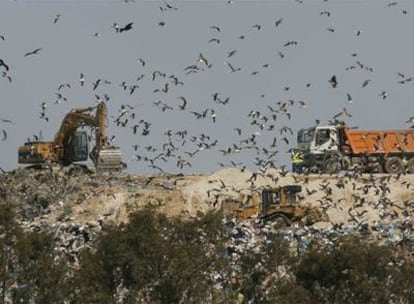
[234, 185, 328, 226]
[18, 101, 123, 172]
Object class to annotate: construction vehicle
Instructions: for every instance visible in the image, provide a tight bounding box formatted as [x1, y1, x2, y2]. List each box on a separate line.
[296, 122, 414, 174]
[234, 185, 327, 226]
[18, 101, 123, 171]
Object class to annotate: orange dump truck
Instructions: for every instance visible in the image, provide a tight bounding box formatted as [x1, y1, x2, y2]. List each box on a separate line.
[296, 123, 414, 173]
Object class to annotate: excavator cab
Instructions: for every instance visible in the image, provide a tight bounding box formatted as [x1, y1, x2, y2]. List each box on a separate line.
[62, 131, 89, 164]
[73, 131, 89, 161]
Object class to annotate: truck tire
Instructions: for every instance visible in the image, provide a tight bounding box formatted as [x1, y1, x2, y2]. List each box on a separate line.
[323, 158, 341, 174]
[384, 157, 404, 174]
[407, 158, 414, 174]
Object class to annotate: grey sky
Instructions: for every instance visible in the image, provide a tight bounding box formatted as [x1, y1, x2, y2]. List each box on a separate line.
[0, 0, 413, 174]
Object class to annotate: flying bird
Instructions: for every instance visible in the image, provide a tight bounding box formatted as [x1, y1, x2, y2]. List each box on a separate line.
[1, 129, 6, 141]
[226, 62, 241, 73]
[92, 78, 101, 90]
[329, 75, 338, 88]
[2, 72, 11, 83]
[138, 58, 146, 67]
[153, 83, 169, 93]
[0, 59, 9, 71]
[0, 118, 14, 124]
[57, 83, 71, 90]
[227, 50, 237, 57]
[160, 1, 178, 10]
[361, 79, 371, 88]
[209, 25, 221, 32]
[405, 116, 414, 123]
[53, 14, 61, 24]
[152, 70, 166, 80]
[24, 48, 42, 57]
[397, 72, 405, 78]
[198, 53, 208, 66]
[275, 18, 283, 27]
[284, 40, 298, 47]
[208, 38, 220, 44]
[379, 91, 388, 99]
[234, 128, 242, 135]
[119, 22, 133, 33]
[298, 100, 307, 108]
[177, 96, 187, 110]
[113, 22, 120, 33]
[79, 73, 85, 87]
[332, 107, 352, 119]
[346, 93, 353, 103]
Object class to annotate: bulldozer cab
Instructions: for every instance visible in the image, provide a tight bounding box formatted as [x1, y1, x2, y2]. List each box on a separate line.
[260, 185, 302, 217]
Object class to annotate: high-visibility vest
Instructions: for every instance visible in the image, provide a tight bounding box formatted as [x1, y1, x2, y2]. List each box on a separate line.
[292, 151, 304, 164]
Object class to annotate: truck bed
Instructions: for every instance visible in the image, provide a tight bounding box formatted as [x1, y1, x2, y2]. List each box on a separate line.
[344, 129, 414, 154]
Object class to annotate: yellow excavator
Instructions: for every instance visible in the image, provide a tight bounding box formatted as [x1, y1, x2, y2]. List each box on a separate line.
[234, 185, 328, 226]
[18, 101, 123, 171]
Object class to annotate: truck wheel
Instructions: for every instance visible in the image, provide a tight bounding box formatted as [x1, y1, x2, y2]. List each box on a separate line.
[407, 158, 414, 173]
[384, 157, 404, 174]
[323, 158, 341, 174]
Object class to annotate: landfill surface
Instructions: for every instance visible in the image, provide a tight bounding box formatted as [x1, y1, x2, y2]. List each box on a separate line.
[0, 165, 413, 268]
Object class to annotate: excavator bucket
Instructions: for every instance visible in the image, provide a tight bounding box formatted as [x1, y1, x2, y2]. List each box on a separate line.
[91, 146, 123, 172]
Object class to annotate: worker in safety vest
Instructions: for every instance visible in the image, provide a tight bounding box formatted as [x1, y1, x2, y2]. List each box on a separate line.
[291, 149, 304, 173]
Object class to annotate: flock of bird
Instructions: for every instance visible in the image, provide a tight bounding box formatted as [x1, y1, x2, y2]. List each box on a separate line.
[307, 172, 413, 228]
[0, 0, 413, 174]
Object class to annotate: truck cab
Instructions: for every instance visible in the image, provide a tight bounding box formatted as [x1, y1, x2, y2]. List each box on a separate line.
[297, 125, 344, 173]
[297, 125, 339, 155]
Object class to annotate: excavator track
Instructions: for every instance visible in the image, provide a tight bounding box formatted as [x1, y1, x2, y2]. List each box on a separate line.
[92, 147, 123, 172]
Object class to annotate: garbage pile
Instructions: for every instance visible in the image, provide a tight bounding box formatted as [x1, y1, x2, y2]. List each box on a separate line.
[225, 216, 414, 260]
[0, 166, 412, 270]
